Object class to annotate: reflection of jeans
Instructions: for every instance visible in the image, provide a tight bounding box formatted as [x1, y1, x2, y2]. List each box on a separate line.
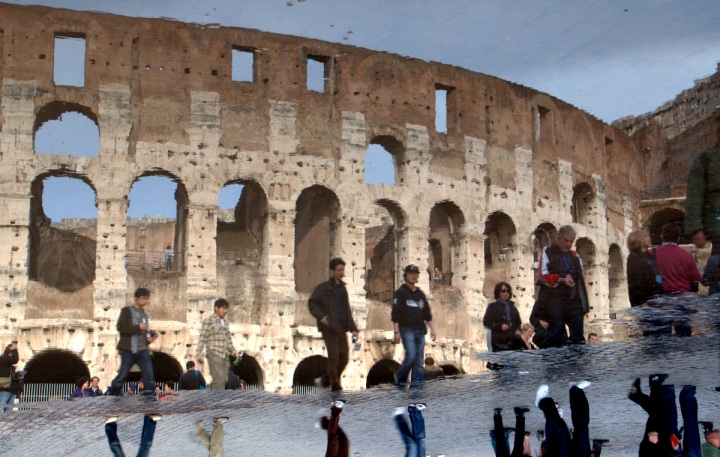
[679, 386, 702, 457]
[539, 397, 571, 457]
[396, 328, 426, 385]
[395, 406, 426, 457]
[569, 386, 590, 457]
[630, 384, 677, 455]
[0, 391, 14, 412]
[109, 350, 156, 396]
[565, 304, 585, 344]
[105, 415, 157, 457]
[489, 427, 511, 455]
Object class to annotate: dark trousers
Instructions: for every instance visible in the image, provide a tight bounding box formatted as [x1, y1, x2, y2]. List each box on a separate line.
[545, 299, 569, 347]
[679, 386, 702, 457]
[569, 386, 590, 457]
[395, 406, 426, 457]
[105, 415, 157, 457]
[629, 384, 677, 455]
[109, 349, 156, 396]
[539, 397, 571, 457]
[565, 304, 585, 344]
[326, 406, 349, 457]
[490, 413, 525, 457]
[320, 330, 349, 391]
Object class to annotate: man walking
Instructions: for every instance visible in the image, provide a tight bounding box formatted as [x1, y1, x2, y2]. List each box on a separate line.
[179, 360, 207, 390]
[539, 225, 589, 346]
[392, 264, 437, 387]
[195, 299, 242, 390]
[108, 288, 157, 396]
[686, 123, 720, 252]
[308, 258, 359, 392]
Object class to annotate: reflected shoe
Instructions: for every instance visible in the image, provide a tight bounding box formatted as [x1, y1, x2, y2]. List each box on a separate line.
[148, 414, 162, 421]
[556, 406, 564, 418]
[314, 377, 324, 388]
[699, 421, 714, 434]
[649, 374, 669, 386]
[514, 407, 530, 417]
[196, 421, 203, 433]
[105, 416, 118, 424]
[332, 400, 346, 409]
[494, 408, 503, 416]
[535, 384, 549, 407]
[410, 403, 426, 411]
[592, 439, 609, 451]
[569, 380, 591, 390]
[715, 387, 720, 392]
[393, 407, 407, 417]
[213, 417, 229, 425]
[629, 378, 642, 398]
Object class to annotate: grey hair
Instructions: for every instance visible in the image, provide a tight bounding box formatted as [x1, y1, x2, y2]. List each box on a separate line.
[557, 225, 576, 240]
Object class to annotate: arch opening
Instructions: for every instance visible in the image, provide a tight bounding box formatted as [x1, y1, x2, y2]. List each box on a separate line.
[127, 172, 189, 272]
[608, 244, 625, 313]
[571, 182, 595, 226]
[366, 359, 399, 388]
[428, 201, 465, 287]
[532, 223, 557, 297]
[440, 364, 462, 376]
[646, 208, 685, 245]
[294, 186, 341, 294]
[293, 355, 328, 387]
[125, 351, 183, 383]
[34, 102, 99, 157]
[229, 354, 264, 386]
[365, 136, 405, 185]
[24, 349, 90, 383]
[483, 212, 517, 299]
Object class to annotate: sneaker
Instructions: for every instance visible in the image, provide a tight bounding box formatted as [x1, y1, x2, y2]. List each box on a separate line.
[105, 416, 118, 424]
[514, 407, 530, 417]
[557, 407, 564, 418]
[393, 406, 407, 416]
[213, 417, 229, 425]
[699, 421, 714, 434]
[494, 408, 503, 416]
[332, 400, 346, 409]
[629, 378, 641, 397]
[569, 380, 591, 390]
[410, 403, 427, 411]
[649, 374, 669, 386]
[148, 414, 162, 421]
[535, 384, 549, 407]
[314, 377, 324, 388]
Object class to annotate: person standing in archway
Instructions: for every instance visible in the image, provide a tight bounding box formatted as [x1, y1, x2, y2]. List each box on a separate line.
[539, 226, 589, 346]
[392, 264, 437, 387]
[195, 299, 242, 391]
[308, 258, 359, 392]
[108, 288, 157, 396]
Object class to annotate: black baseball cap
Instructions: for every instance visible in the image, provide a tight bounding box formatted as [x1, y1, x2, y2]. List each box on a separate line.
[404, 264, 420, 274]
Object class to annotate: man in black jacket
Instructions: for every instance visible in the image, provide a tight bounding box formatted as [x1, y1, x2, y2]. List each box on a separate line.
[392, 264, 437, 387]
[0, 343, 19, 411]
[308, 258, 359, 391]
[108, 288, 158, 396]
[179, 360, 207, 390]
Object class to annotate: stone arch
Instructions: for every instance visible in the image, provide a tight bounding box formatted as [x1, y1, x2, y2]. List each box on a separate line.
[532, 222, 557, 296]
[366, 199, 407, 304]
[365, 135, 407, 186]
[28, 171, 98, 293]
[292, 354, 328, 387]
[294, 185, 341, 294]
[645, 208, 685, 245]
[127, 169, 189, 272]
[428, 201, 466, 287]
[24, 349, 90, 383]
[483, 212, 517, 299]
[439, 363, 463, 376]
[217, 180, 269, 266]
[34, 101, 100, 157]
[608, 243, 626, 313]
[125, 351, 183, 383]
[576, 237, 600, 319]
[366, 359, 399, 388]
[575, 237, 596, 265]
[571, 182, 596, 226]
[229, 354, 264, 387]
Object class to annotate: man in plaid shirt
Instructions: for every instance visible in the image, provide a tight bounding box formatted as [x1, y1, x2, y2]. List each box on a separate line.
[195, 299, 242, 390]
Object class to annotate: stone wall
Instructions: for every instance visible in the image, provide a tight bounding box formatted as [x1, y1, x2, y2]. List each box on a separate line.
[0, 3, 643, 391]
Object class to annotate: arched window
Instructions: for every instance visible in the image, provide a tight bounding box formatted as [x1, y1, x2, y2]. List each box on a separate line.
[24, 349, 90, 383]
[124, 352, 183, 383]
[366, 359, 400, 388]
[293, 355, 328, 388]
[229, 354, 265, 387]
[366, 200, 407, 304]
[364, 144, 395, 185]
[28, 174, 97, 293]
[571, 183, 595, 226]
[483, 212, 517, 300]
[646, 208, 685, 245]
[428, 201, 465, 287]
[127, 173, 188, 272]
[34, 102, 99, 157]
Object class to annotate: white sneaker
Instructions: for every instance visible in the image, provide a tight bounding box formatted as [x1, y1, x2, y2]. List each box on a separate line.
[105, 416, 118, 424]
[535, 384, 549, 407]
[557, 407, 564, 418]
[314, 377, 324, 388]
[569, 380, 591, 390]
[410, 403, 427, 411]
[332, 400, 345, 409]
[393, 406, 407, 416]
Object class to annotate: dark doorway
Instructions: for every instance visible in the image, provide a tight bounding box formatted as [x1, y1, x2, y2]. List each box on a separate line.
[228, 354, 264, 386]
[24, 349, 90, 383]
[293, 355, 328, 386]
[366, 359, 400, 388]
[124, 352, 183, 383]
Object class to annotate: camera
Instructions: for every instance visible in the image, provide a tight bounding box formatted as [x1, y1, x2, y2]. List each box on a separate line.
[148, 330, 158, 338]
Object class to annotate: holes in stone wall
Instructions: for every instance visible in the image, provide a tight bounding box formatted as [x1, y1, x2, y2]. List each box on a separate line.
[307, 54, 328, 93]
[54, 33, 86, 87]
[34, 102, 99, 157]
[232, 46, 255, 82]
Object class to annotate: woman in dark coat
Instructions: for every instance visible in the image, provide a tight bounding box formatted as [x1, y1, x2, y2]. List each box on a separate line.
[626, 230, 662, 307]
[483, 282, 522, 352]
[70, 377, 89, 399]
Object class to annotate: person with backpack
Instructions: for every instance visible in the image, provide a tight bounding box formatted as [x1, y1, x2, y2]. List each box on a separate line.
[625, 230, 662, 307]
[179, 360, 207, 390]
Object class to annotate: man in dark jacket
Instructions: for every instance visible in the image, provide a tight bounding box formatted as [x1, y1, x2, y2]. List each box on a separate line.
[86, 376, 103, 397]
[108, 288, 158, 396]
[308, 258, 359, 391]
[539, 225, 589, 346]
[392, 264, 437, 387]
[529, 281, 552, 348]
[0, 343, 19, 412]
[686, 123, 720, 252]
[179, 360, 207, 390]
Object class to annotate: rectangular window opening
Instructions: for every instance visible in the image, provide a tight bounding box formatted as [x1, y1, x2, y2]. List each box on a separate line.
[54, 33, 86, 87]
[537, 107, 550, 140]
[435, 88, 448, 133]
[232, 46, 255, 82]
[307, 55, 328, 93]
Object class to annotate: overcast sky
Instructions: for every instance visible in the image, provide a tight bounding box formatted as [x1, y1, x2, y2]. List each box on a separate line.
[19, 0, 720, 220]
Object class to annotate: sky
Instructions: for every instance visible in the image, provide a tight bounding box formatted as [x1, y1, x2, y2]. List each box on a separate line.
[23, 0, 720, 220]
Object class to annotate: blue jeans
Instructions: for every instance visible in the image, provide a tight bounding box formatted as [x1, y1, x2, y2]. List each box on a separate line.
[105, 415, 157, 457]
[109, 349, 156, 396]
[679, 386, 702, 457]
[395, 406, 426, 457]
[0, 391, 14, 412]
[396, 328, 426, 385]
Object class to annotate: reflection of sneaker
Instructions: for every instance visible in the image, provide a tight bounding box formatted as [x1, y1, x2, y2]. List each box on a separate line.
[105, 416, 118, 424]
[393, 407, 407, 417]
[514, 407, 530, 417]
[569, 380, 591, 390]
[332, 400, 345, 409]
[410, 403, 426, 411]
[535, 384, 549, 407]
[213, 417, 229, 425]
[314, 377, 324, 388]
[629, 378, 641, 397]
[649, 374, 669, 386]
[148, 414, 162, 421]
[196, 421, 203, 433]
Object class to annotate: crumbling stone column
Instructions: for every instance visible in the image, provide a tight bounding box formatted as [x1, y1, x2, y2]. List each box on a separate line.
[93, 197, 130, 317]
